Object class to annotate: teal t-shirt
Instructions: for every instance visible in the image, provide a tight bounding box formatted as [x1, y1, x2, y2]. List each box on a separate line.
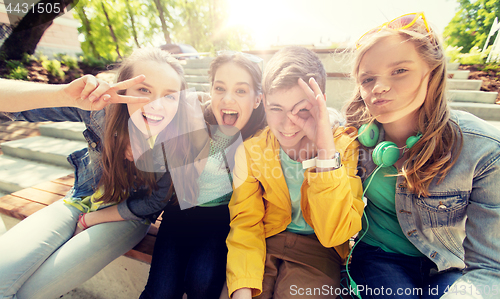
[360, 166, 424, 256]
[196, 129, 234, 207]
[280, 148, 314, 235]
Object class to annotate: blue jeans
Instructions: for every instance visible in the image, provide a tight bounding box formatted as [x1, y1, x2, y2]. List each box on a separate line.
[349, 242, 463, 299]
[0, 200, 149, 299]
[140, 204, 229, 299]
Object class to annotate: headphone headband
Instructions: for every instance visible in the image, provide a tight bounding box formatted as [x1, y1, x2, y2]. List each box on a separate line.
[358, 123, 421, 167]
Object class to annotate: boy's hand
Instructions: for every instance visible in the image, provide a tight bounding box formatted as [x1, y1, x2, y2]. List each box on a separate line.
[62, 74, 150, 111]
[288, 78, 336, 160]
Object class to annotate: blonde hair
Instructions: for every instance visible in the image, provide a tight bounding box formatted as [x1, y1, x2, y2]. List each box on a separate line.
[344, 19, 462, 197]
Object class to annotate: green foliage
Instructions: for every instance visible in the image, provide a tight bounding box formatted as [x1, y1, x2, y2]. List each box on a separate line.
[42, 59, 65, 80]
[6, 66, 29, 80]
[72, 0, 255, 60]
[444, 0, 500, 53]
[80, 55, 112, 69]
[55, 54, 79, 70]
[5, 60, 23, 70]
[21, 53, 37, 64]
[37, 53, 48, 63]
[445, 46, 491, 64]
[480, 64, 500, 72]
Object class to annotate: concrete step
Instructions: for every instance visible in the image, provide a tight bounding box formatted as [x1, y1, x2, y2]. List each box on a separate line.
[38, 122, 86, 141]
[185, 75, 210, 83]
[183, 57, 213, 69]
[447, 79, 482, 91]
[447, 62, 460, 71]
[448, 70, 470, 79]
[450, 102, 500, 121]
[0, 155, 72, 193]
[187, 82, 211, 92]
[184, 68, 209, 76]
[1, 136, 87, 169]
[447, 90, 498, 104]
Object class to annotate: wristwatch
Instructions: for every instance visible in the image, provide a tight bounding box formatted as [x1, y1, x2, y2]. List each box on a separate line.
[302, 152, 341, 169]
[316, 152, 341, 169]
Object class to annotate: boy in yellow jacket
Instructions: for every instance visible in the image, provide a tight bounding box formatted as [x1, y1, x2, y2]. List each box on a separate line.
[227, 46, 364, 298]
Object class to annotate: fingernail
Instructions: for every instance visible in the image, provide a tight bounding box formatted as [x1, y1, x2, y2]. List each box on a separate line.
[102, 95, 111, 102]
[89, 95, 96, 102]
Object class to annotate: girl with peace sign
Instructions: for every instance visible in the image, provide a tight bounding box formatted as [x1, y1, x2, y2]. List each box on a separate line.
[0, 48, 200, 299]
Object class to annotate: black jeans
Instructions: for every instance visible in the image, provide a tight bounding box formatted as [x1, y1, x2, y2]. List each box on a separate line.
[140, 204, 230, 299]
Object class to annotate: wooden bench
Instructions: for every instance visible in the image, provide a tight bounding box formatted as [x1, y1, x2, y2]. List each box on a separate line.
[0, 173, 159, 264]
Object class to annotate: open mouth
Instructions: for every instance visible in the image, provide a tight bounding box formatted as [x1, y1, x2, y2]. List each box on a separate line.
[142, 112, 164, 125]
[221, 109, 239, 126]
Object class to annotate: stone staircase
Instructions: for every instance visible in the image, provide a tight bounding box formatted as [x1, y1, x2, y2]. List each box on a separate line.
[0, 122, 87, 196]
[446, 60, 500, 121]
[183, 57, 212, 92]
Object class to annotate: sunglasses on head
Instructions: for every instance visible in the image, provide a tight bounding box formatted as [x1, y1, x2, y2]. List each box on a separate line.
[355, 12, 431, 49]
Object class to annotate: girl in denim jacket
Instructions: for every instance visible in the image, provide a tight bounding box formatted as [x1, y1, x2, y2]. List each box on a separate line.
[0, 48, 201, 299]
[344, 12, 500, 299]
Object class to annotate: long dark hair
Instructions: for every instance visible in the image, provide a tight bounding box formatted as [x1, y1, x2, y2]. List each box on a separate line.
[98, 48, 195, 204]
[207, 53, 266, 140]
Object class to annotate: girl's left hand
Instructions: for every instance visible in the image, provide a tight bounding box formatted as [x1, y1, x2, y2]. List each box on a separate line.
[287, 78, 336, 160]
[73, 225, 84, 236]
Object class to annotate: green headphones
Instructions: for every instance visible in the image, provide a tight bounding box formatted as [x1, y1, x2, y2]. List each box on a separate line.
[358, 123, 422, 167]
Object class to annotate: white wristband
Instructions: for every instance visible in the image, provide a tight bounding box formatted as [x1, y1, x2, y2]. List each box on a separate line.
[302, 158, 316, 169]
[302, 152, 341, 169]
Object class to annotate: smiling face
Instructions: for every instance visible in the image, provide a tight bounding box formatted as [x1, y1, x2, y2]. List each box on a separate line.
[127, 61, 182, 137]
[210, 62, 260, 132]
[265, 85, 311, 156]
[357, 35, 430, 126]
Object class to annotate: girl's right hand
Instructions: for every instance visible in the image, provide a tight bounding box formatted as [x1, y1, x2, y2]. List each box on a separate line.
[62, 74, 150, 111]
[231, 288, 252, 299]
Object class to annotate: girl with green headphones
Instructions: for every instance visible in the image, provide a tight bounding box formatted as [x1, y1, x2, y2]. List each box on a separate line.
[344, 12, 500, 299]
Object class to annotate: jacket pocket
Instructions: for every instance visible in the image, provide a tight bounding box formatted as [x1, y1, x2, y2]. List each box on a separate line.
[415, 193, 468, 228]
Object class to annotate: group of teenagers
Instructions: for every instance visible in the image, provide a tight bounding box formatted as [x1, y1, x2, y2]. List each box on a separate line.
[0, 12, 500, 299]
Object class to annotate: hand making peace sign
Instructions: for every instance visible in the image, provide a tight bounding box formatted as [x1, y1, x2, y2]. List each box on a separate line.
[63, 74, 150, 111]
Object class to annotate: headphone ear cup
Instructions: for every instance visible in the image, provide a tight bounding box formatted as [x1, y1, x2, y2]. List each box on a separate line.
[372, 141, 399, 167]
[358, 123, 379, 148]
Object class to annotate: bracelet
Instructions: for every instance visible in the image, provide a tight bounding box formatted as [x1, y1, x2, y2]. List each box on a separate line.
[78, 213, 89, 230]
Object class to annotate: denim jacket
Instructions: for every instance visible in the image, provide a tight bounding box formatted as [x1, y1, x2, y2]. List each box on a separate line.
[358, 110, 500, 298]
[3, 107, 172, 222]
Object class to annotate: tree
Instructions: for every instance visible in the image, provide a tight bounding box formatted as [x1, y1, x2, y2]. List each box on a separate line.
[73, 0, 132, 61]
[73, 0, 255, 60]
[172, 0, 254, 53]
[0, 0, 79, 60]
[444, 0, 500, 53]
[153, 0, 173, 44]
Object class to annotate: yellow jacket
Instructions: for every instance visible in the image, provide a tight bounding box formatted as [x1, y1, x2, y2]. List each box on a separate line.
[226, 126, 364, 297]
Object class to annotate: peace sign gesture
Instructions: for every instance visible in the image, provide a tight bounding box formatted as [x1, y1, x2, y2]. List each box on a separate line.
[63, 74, 150, 111]
[287, 77, 336, 161]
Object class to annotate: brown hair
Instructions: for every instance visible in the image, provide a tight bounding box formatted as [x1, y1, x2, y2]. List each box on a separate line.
[344, 18, 462, 197]
[263, 46, 326, 96]
[98, 47, 193, 204]
[207, 52, 266, 140]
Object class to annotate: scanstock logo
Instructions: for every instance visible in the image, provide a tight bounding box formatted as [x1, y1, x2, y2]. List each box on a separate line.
[2, 0, 80, 29]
